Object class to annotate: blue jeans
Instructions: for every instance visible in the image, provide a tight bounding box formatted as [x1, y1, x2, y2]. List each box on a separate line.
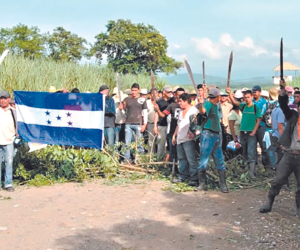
[240, 131, 257, 163]
[198, 130, 226, 171]
[104, 127, 115, 146]
[0, 144, 14, 188]
[124, 124, 144, 160]
[115, 124, 125, 143]
[177, 140, 198, 182]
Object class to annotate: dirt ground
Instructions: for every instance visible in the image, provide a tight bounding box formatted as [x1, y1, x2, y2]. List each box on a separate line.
[0, 180, 300, 250]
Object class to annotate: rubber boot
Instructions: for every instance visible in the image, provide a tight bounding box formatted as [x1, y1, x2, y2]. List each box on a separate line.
[249, 162, 256, 179]
[218, 169, 229, 193]
[197, 171, 206, 191]
[296, 194, 300, 216]
[260, 193, 275, 213]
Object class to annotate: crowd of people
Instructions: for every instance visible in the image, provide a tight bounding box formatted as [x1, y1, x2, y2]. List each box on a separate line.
[98, 82, 300, 195]
[1, 82, 300, 203]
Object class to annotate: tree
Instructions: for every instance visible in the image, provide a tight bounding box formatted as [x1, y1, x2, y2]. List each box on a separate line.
[46, 27, 88, 62]
[0, 24, 45, 59]
[91, 19, 183, 74]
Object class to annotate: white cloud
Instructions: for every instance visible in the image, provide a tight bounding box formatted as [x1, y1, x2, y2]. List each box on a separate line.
[191, 37, 222, 59]
[238, 37, 254, 49]
[191, 34, 268, 60]
[238, 37, 267, 56]
[220, 33, 235, 47]
[173, 44, 180, 49]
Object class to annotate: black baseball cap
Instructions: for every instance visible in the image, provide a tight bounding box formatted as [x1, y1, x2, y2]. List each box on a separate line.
[252, 85, 261, 92]
[99, 85, 109, 92]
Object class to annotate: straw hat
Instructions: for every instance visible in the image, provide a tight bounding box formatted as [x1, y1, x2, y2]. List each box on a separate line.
[269, 87, 279, 101]
[190, 90, 197, 95]
[261, 90, 269, 99]
[49, 86, 62, 93]
[112, 87, 128, 103]
[49, 86, 57, 93]
[172, 86, 180, 92]
[124, 89, 131, 95]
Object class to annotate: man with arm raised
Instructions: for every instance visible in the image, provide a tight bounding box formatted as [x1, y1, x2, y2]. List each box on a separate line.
[197, 88, 228, 193]
[226, 88, 262, 178]
[260, 80, 300, 216]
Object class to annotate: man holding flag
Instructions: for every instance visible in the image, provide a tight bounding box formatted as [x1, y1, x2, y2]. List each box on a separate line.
[0, 91, 17, 192]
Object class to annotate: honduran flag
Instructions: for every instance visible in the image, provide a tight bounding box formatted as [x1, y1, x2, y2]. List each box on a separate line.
[14, 91, 105, 149]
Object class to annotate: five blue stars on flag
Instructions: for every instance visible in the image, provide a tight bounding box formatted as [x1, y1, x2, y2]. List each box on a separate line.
[45, 111, 73, 126]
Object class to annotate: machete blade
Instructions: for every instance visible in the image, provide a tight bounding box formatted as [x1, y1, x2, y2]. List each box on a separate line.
[116, 73, 122, 103]
[184, 58, 200, 97]
[202, 61, 205, 84]
[227, 51, 233, 88]
[280, 37, 284, 81]
[0, 49, 9, 66]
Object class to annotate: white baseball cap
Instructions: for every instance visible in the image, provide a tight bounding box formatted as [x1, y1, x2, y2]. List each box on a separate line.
[140, 89, 148, 95]
[234, 90, 243, 99]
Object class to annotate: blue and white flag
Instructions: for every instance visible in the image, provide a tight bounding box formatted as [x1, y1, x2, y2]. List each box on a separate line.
[14, 91, 105, 149]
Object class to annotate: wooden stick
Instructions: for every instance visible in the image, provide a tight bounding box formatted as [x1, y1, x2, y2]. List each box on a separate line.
[206, 171, 218, 179]
[135, 161, 178, 166]
[119, 164, 157, 173]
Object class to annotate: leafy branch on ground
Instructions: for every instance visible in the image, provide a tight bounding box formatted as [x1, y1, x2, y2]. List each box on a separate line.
[12, 141, 279, 193]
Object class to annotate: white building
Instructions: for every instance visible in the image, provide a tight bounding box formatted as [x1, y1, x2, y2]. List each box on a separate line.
[272, 62, 300, 85]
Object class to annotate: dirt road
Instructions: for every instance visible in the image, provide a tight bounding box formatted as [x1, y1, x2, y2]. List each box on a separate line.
[0, 180, 299, 250]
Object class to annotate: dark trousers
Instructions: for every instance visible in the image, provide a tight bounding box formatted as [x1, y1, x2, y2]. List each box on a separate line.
[268, 152, 300, 208]
[168, 137, 179, 175]
[268, 135, 284, 169]
[257, 125, 269, 166]
[240, 132, 257, 163]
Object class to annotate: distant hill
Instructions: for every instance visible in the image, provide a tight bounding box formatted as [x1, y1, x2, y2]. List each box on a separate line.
[163, 73, 273, 88]
[163, 73, 227, 86]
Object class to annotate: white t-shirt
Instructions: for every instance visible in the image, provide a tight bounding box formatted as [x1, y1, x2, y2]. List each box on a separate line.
[177, 106, 198, 144]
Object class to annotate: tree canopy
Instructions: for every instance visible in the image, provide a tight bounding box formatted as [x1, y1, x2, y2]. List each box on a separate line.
[0, 24, 45, 59]
[46, 27, 88, 62]
[91, 19, 183, 74]
[0, 21, 183, 75]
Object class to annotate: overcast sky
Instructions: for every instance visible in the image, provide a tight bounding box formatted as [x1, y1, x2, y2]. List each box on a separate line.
[2, 0, 300, 79]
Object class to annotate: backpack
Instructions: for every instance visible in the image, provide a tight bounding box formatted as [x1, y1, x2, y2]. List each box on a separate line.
[262, 101, 277, 128]
[189, 109, 212, 140]
[240, 104, 257, 115]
